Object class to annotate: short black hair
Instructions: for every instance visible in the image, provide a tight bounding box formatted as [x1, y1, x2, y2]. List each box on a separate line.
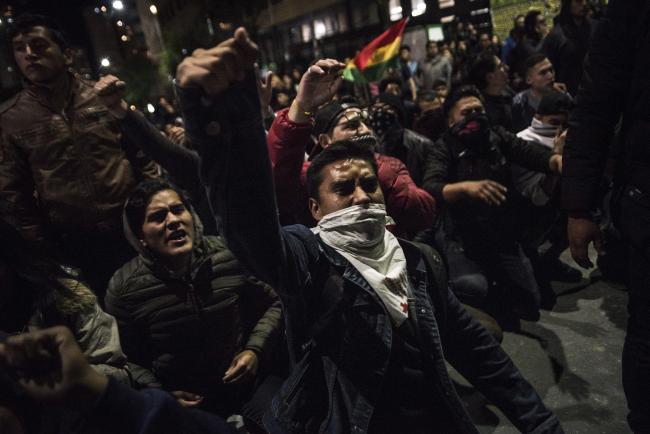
[378, 77, 403, 94]
[523, 52, 549, 76]
[524, 10, 543, 39]
[125, 180, 192, 237]
[8, 14, 69, 50]
[468, 52, 498, 90]
[432, 79, 447, 89]
[400, 45, 411, 52]
[306, 139, 378, 201]
[443, 84, 484, 117]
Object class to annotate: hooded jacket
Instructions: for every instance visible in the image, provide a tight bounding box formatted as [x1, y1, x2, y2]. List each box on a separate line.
[105, 206, 282, 394]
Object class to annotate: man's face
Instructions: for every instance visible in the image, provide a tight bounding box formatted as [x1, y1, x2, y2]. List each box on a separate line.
[537, 113, 567, 128]
[12, 26, 70, 85]
[434, 84, 448, 99]
[535, 14, 548, 35]
[448, 96, 485, 127]
[426, 42, 438, 57]
[384, 83, 402, 97]
[479, 34, 490, 49]
[418, 97, 443, 113]
[140, 189, 195, 260]
[516, 16, 525, 29]
[400, 48, 410, 61]
[527, 58, 555, 93]
[487, 57, 509, 88]
[326, 108, 372, 144]
[571, 0, 588, 17]
[309, 159, 384, 221]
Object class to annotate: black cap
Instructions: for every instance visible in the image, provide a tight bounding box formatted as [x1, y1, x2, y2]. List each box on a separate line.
[536, 91, 574, 116]
[313, 100, 360, 136]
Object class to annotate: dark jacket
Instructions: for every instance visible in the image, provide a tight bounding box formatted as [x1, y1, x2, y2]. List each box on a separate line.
[512, 89, 539, 133]
[105, 208, 282, 394]
[0, 73, 158, 240]
[483, 90, 515, 131]
[379, 127, 436, 188]
[176, 74, 563, 434]
[562, 0, 650, 212]
[423, 127, 554, 249]
[82, 377, 235, 434]
[542, 17, 595, 95]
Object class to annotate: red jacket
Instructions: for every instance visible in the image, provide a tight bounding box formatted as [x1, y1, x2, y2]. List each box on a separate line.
[267, 108, 436, 238]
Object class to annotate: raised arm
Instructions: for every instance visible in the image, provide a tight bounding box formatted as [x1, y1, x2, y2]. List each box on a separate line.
[174, 28, 284, 289]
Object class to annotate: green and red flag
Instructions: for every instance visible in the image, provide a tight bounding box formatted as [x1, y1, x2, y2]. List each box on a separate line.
[343, 18, 409, 83]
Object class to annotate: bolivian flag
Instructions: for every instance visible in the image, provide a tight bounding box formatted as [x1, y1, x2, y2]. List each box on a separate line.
[343, 18, 409, 83]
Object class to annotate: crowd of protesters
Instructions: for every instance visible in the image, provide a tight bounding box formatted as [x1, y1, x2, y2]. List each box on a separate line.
[0, 0, 648, 433]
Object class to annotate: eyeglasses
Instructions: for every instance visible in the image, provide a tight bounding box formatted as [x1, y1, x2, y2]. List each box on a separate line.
[460, 107, 485, 117]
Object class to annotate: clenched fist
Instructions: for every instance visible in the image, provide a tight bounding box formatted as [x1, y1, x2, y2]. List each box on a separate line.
[176, 27, 258, 95]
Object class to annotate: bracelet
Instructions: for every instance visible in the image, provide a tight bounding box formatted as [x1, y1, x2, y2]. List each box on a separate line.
[295, 100, 314, 118]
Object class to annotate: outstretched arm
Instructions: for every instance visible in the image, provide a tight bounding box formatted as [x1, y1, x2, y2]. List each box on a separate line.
[174, 28, 285, 288]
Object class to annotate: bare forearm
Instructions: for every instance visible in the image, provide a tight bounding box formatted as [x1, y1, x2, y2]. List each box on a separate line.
[442, 182, 467, 203]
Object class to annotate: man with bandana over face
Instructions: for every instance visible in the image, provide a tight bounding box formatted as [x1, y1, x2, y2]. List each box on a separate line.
[266, 59, 435, 239]
[368, 92, 436, 188]
[422, 85, 563, 323]
[173, 28, 564, 434]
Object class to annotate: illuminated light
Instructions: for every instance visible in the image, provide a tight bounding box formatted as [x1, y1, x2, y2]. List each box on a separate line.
[100, 5, 107, 12]
[94, 7, 100, 13]
[149, 4, 158, 14]
[129, 105, 136, 111]
[411, 0, 426, 16]
[314, 21, 326, 40]
[117, 20, 123, 26]
[121, 35, 128, 42]
[100, 57, 110, 67]
[440, 14, 455, 23]
[112, 0, 124, 10]
[390, 6, 403, 21]
[146, 103, 155, 113]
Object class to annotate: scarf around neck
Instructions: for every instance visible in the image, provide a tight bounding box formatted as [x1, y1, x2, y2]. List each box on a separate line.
[312, 204, 410, 325]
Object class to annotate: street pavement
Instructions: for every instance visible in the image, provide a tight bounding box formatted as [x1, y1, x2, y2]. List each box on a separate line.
[455, 248, 631, 434]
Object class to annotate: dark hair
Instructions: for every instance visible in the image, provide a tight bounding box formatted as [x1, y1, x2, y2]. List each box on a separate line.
[432, 79, 447, 89]
[378, 77, 403, 94]
[468, 52, 498, 90]
[8, 14, 69, 50]
[524, 10, 543, 40]
[0, 220, 81, 332]
[306, 140, 378, 200]
[523, 52, 549, 76]
[443, 84, 484, 117]
[400, 45, 411, 52]
[125, 180, 192, 238]
[418, 90, 437, 102]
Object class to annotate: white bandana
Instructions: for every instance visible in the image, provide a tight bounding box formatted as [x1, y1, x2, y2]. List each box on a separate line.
[312, 204, 410, 326]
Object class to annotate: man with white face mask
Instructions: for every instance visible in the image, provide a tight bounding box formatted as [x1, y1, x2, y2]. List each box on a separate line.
[174, 28, 564, 434]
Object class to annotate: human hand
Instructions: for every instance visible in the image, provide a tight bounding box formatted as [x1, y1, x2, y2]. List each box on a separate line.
[553, 128, 567, 155]
[289, 58, 345, 123]
[567, 216, 605, 268]
[463, 180, 508, 205]
[549, 154, 563, 174]
[95, 74, 128, 119]
[223, 350, 258, 384]
[171, 390, 203, 408]
[164, 124, 187, 146]
[553, 82, 567, 93]
[175, 27, 258, 95]
[0, 326, 108, 409]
